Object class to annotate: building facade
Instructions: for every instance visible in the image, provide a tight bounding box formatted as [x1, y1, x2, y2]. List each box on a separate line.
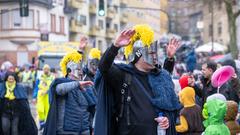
[168, 0, 203, 41]
[0, 0, 68, 66]
[160, 0, 168, 35]
[64, 0, 120, 52]
[0, 0, 169, 66]
[64, 0, 168, 52]
[202, 0, 229, 46]
[119, 0, 162, 39]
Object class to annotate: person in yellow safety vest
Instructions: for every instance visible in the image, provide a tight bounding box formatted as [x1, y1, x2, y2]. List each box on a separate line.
[33, 64, 54, 131]
[30, 66, 37, 90]
[22, 66, 33, 96]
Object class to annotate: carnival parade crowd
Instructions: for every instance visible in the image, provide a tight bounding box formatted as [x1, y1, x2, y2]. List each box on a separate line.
[1, 24, 240, 135]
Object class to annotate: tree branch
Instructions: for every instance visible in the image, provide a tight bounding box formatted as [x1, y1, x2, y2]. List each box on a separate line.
[234, 10, 240, 18]
[223, 0, 231, 4]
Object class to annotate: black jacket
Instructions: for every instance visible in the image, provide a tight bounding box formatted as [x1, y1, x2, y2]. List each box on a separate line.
[194, 76, 229, 104]
[95, 45, 178, 135]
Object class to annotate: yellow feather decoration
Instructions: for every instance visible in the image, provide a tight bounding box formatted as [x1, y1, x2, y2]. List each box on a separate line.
[60, 51, 82, 76]
[89, 48, 101, 60]
[124, 24, 154, 58]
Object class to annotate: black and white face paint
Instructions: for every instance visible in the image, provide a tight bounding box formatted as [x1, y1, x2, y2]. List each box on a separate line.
[87, 58, 99, 75]
[67, 61, 83, 80]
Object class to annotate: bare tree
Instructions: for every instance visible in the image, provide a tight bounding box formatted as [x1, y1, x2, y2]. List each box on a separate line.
[223, 0, 240, 58]
[203, 0, 240, 58]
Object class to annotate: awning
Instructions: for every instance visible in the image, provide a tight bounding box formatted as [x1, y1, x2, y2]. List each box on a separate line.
[196, 42, 227, 53]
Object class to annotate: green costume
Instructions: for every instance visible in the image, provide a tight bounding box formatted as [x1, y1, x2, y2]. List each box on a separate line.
[203, 99, 230, 135]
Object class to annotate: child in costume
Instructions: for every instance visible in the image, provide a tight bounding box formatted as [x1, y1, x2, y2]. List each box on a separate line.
[225, 100, 240, 135]
[176, 86, 204, 135]
[202, 94, 230, 135]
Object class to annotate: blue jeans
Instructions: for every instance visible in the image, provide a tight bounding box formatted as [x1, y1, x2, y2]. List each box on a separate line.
[1, 114, 19, 135]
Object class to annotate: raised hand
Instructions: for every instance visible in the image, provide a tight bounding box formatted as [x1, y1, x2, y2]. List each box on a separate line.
[166, 38, 181, 58]
[79, 36, 88, 51]
[114, 29, 135, 48]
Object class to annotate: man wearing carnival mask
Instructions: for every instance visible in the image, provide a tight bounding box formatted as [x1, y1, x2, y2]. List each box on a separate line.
[43, 37, 96, 135]
[94, 24, 181, 135]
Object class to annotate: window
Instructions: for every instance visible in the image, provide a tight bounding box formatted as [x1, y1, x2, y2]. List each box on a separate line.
[209, 24, 213, 36]
[59, 0, 64, 5]
[106, 18, 112, 29]
[1, 10, 10, 29]
[51, 14, 56, 32]
[60, 16, 65, 34]
[81, 15, 86, 25]
[77, 15, 86, 25]
[137, 11, 142, 17]
[98, 20, 103, 29]
[208, 2, 212, 13]
[1, 9, 34, 30]
[218, 1, 222, 10]
[184, 21, 189, 29]
[12, 10, 34, 29]
[37, 10, 40, 29]
[106, 22, 110, 29]
[98, 40, 102, 51]
[12, 10, 22, 28]
[114, 6, 118, 13]
[25, 10, 34, 29]
[218, 22, 222, 35]
[114, 24, 118, 32]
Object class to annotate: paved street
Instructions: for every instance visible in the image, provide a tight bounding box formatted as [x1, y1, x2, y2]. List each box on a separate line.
[29, 99, 42, 134]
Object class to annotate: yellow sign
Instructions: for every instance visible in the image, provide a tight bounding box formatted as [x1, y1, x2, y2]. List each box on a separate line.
[37, 42, 79, 56]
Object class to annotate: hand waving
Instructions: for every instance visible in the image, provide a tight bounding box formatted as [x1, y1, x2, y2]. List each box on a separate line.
[166, 38, 181, 58]
[114, 29, 135, 48]
[79, 36, 88, 51]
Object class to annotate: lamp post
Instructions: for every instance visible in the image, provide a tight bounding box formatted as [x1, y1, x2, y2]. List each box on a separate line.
[211, 0, 214, 54]
[197, 21, 204, 44]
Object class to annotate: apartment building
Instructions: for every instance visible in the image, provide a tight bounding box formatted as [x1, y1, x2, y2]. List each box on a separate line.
[0, 0, 68, 66]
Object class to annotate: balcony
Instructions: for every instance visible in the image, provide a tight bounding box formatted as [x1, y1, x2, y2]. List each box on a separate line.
[0, 0, 53, 8]
[106, 28, 116, 39]
[120, 0, 127, 5]
[89, 3, 97, 14]
[70, 19, 83, 33]
[120, 12, 128, 23]
[68, 0, 83, 9]
[89, 25, 100, 36]
[0, 29, 40, 44]
[107, 8, 115, 18]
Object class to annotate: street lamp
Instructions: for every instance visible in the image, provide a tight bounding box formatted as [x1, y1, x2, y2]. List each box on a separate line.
[211, 0, 214, 54]
[197, 21, 203, 44]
